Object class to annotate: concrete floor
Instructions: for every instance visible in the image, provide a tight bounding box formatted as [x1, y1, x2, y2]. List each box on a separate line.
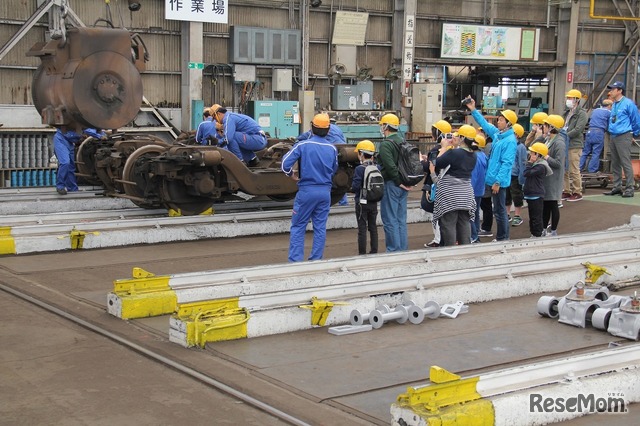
[0, 187, 639, 425]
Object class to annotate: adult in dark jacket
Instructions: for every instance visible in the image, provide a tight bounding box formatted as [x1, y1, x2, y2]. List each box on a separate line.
[377, 113, 412, 252]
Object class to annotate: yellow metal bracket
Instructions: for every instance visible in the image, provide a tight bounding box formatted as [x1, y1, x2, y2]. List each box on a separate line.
[582, 262, 611, 285]
[0, 227, 16, 255]
[299, 296, 348, 326]
[111, 267, 176, 319]
[168, 207, 214, 217]
[58, 227, 100, 250]
[175, 299, 248, 347]
[395, 366, 494, 424]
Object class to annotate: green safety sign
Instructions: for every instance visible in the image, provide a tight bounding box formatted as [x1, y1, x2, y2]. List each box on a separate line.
[188, 62, 205, 70]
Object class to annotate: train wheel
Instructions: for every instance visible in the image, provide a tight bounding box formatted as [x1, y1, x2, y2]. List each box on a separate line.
[161, 179, 214, 216]
[75, 137, 103, 186]
[121, 144, 166, 209]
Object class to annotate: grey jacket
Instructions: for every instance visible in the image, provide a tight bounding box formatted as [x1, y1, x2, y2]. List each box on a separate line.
[563, 107, 588, 150]
[543, 133, 567, 201]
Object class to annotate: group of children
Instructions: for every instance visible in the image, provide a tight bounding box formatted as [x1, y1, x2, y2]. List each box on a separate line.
[349, 112, 564, 254]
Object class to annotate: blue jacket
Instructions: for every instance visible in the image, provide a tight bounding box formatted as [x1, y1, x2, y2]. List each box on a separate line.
[195, 118, 218, 145]
[511, 142, 528, 185]
[471, 110, 517, 188]
[282, 135, 338, 187]
[222, 112, 263, 140]
[471, 151, 488, 197]
[588, 107, 610, 131]
[608, 96, 640, 136]
[297, 124, 346, 144]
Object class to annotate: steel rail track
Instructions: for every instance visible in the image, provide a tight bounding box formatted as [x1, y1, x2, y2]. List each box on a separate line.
[146, 227, 640, 295]
[0, 281, 311, 426]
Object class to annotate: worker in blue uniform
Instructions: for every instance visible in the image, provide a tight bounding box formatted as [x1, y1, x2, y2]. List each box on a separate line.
[195, 108, 218, 145]
[54, 126, 82, 195]
[296, 117, 345, 144]
[296, 116, 349, 205]
[211, 104, 267, 165]
[282, 113, 338, 262]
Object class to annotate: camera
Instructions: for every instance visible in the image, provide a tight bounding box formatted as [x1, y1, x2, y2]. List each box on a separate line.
[461, 98, 473, 109]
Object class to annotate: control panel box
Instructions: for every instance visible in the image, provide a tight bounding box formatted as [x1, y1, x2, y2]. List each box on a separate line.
[248, 100, 300, 138]
[332, 82, 373, 110]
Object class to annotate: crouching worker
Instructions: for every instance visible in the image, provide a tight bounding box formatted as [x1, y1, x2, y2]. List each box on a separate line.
[352, 140, 382, 255]
[282, 114, 338, 262]
[211, 104, 267, 166]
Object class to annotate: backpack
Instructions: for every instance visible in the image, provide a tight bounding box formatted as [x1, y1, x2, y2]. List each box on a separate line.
[393, 139, 424, 186]
[360, 165, 384, 203]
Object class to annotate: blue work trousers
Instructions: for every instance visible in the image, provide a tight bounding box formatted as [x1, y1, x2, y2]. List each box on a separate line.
[228, 133, 268, 162]
[54, 138, 78, 191]
[580, 129, 605, 173]
[492, 187, 509, 241]
[288, 185, 332, 262]
[380, 181, 408, 252]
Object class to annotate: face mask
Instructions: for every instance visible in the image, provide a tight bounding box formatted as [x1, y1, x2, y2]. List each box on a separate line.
[566, 100, 574, 109]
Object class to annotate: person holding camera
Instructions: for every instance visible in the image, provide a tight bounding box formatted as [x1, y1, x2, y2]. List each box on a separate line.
[465, 96, 518, 242]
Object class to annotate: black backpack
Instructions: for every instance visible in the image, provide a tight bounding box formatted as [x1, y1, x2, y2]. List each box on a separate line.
[361, 165, 384, 202]
[393, 139, 424, 186]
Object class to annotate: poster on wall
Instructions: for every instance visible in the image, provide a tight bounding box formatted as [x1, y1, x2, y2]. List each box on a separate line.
[441, 23, 539, 61]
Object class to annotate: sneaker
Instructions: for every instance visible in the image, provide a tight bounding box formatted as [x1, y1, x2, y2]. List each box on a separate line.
[511, 216, 523, 226]
[561, 192, 571, 200]
[567, 193, 583, 202]
[558, 202, 563, 208]
[548, 230, 558, 237]
[603, 188, 623, 196]
[478, 229, 493, 237]
[424, 241, 439, 248]
[508, 216, 513, 223]
[56, 187, 67, 195]
[622, 190, 634, 198]
[470, 238, 480, 244]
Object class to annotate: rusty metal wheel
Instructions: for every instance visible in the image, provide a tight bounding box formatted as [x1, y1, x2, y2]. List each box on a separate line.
[75, 137, 104, 186]
[121, 145, 166, 209]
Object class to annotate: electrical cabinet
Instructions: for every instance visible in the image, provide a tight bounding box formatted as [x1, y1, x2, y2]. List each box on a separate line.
[230, 27, 301, 65]
[248, 101, 300, 139]
[331, 82, 374, 110]
[411, 83, 443, 133]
